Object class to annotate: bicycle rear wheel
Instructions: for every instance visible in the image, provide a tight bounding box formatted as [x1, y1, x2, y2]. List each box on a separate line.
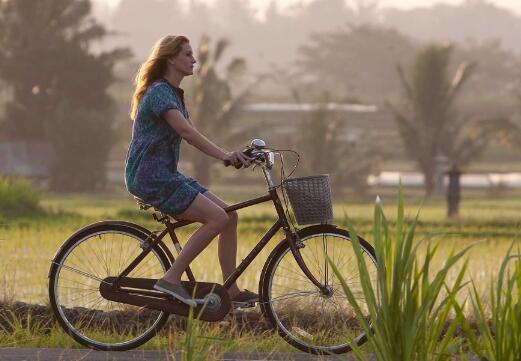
[260, 224, 377, 355]
[48, 222, 170, 351]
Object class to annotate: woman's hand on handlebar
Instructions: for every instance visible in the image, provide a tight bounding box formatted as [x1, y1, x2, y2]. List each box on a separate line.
[223, 150, 253, 169]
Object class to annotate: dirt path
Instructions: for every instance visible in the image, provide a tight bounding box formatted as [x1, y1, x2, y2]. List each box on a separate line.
[0, 348, 362, 361]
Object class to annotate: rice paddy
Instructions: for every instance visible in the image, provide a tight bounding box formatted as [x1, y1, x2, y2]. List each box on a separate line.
[1, 187, 519, 304]
[0, 185, 520, 355]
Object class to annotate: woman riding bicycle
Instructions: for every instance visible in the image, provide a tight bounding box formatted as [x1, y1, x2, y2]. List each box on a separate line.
[125, 35, 256, 307]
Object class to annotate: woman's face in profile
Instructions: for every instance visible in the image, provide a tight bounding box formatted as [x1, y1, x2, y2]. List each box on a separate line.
[170, 42, 196, 76]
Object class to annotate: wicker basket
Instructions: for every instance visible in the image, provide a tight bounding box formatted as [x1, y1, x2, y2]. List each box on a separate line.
[282, 174, 333, 225]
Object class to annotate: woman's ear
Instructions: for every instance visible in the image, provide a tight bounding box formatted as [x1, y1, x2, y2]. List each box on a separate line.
[167, 57, 176, 66]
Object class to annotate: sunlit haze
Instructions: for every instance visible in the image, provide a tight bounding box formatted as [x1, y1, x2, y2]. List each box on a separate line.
[95, 0, 521, 17]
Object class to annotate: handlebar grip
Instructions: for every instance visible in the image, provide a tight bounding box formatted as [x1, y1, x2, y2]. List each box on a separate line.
[224, 146, 257, 169]
[223, 159, 243, 169]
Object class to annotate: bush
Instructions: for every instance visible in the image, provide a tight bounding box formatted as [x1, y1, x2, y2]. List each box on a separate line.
[0, 177, 44, 218]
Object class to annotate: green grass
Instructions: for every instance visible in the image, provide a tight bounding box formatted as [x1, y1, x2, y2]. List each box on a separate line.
[0, 304, 293, 353]
[0, 187, 520, 352]
[455, 242, 521, 360]
[1, 188, 518, 304]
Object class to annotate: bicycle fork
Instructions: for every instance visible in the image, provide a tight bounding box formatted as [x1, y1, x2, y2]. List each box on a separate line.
[286, 230, 331, 296]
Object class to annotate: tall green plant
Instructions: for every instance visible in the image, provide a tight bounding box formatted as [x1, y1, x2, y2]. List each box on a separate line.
[454, 242, 521, 361]
[168, 291, 226, 361]
[329, 185, 471, 361]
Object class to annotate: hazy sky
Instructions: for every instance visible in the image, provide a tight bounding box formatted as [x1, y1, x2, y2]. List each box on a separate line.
[95, 0, 521, 16]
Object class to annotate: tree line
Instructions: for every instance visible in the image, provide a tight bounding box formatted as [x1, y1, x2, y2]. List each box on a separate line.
[0, 0, 520, 218]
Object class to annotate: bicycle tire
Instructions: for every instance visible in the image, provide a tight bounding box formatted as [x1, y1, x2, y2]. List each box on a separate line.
[48, 222, 171, 351]
[259, 224, 377, 355]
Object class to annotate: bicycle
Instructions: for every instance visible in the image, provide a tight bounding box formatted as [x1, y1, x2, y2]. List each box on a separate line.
[48, 138, 377, 355]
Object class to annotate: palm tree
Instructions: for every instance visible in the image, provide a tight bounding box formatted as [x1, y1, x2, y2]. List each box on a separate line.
[444, 116, 513, 216]
[389, 43, 514, 216]
[388, 44, 475, 197]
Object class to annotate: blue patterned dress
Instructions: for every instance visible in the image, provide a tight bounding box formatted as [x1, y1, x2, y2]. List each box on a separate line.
[125, 79, 208, 216]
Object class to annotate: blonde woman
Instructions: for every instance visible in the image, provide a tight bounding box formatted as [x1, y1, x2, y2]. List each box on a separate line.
[125, 35, 255, 307]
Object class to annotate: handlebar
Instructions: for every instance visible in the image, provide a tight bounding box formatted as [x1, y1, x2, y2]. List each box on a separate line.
[223, 159, 241, 168]
[223, 139, 275, 169]
[222, 138, 299, 191]
[223, 146, 257, 169]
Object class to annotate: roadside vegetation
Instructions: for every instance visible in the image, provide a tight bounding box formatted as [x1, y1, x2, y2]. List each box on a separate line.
[332, 187, 469, 360]
[0, 176, 44, 219]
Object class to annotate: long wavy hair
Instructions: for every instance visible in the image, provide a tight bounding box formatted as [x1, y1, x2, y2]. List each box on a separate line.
[130, 35, 189, 119]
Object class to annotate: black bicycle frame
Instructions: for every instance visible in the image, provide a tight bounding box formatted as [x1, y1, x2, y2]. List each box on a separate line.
[113, 188, 326, 292]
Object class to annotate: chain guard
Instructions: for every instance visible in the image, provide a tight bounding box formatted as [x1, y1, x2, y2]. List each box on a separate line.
[99, 277, 231, 322]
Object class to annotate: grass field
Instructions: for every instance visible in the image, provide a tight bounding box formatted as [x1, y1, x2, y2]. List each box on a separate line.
[0, 185, 520, 353]
[1, 185, 519, 304]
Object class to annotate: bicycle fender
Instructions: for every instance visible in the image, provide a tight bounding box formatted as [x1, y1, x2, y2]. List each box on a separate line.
[48, 220, 174, 277]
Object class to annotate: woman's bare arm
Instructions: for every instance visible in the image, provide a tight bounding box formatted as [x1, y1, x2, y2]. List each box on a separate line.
[163, 109, 228, 161]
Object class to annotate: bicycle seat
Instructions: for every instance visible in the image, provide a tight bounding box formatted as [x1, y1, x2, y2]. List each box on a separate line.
[134, 197, 176, 222]
[134, 197, 153, 211]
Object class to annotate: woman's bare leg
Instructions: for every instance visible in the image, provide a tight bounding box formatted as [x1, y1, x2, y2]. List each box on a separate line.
[162, 193, 229, 284]
[201, 191, 241, 298]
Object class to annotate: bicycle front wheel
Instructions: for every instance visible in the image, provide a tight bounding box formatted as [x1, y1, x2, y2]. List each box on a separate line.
[260, 224, 377, 355]
[48, 222, 171, 351]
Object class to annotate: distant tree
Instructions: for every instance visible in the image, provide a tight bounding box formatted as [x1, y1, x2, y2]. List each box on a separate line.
[453, 40, 520, 98]
[508, 92, 521, 147]
[487, 93, 521, 178]
[0, 0, 129, 191]
[443, 115, 514, 216]
[189, 35, 261, 186]
[382, 0, 521, 54]
[297, 25, 417, 101]
[296, 93, 379, 196]
[389, 43, 514, 215]
[388, 44, 475, 197]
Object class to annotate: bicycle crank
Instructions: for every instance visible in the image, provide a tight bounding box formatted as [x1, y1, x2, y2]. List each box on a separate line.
[99, 277, 231, 322]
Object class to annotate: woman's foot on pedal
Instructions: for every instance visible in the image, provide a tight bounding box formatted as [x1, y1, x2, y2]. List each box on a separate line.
[153, 279, 197, 307]
[232, 289, 259, 307]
